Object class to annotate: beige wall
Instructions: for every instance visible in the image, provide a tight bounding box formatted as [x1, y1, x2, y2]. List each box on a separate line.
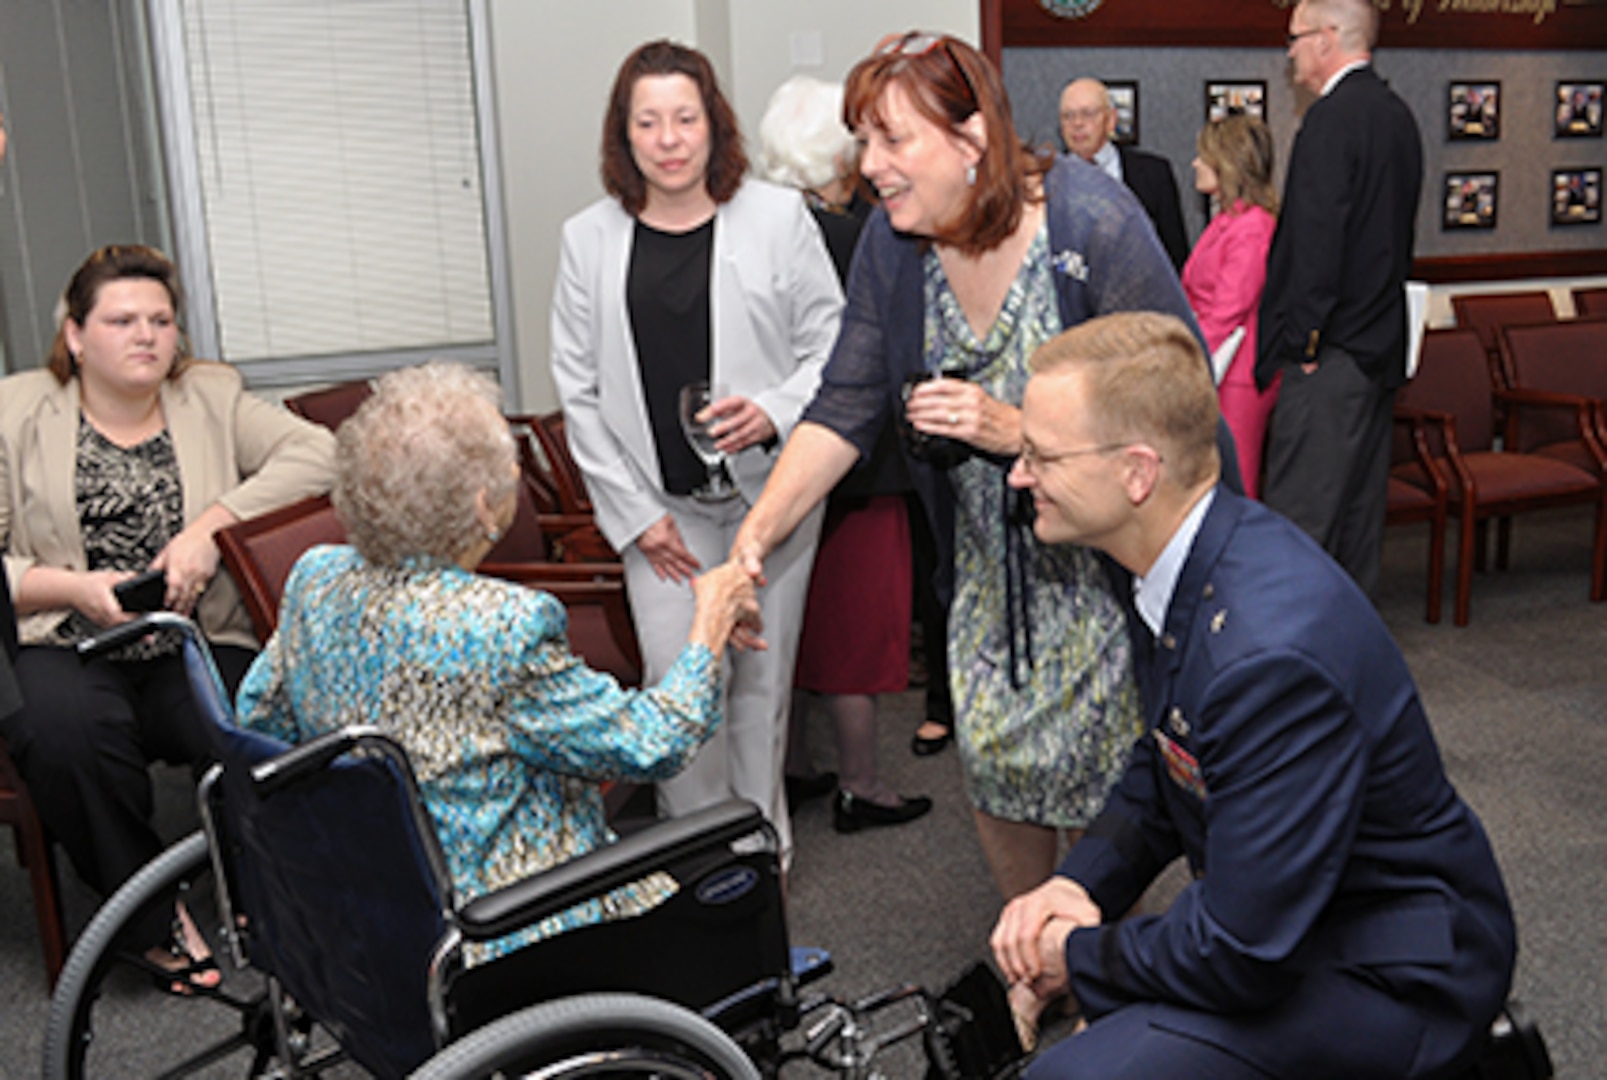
[487, 0, 979, 412]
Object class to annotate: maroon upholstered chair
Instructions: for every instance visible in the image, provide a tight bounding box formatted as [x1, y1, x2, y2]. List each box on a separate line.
[511, 412, 618, 562]
[0, 734, 66, 988]
[1450, 290, 1556, 376]
[283, 379, 374, 432]
[216, 495, 348, 643]
[1396, 328, 1607, 625]
[217, 496, 638, 685]
[1386, 409, 1450, 624]
[1496, 317, 1607, 474]
[1572, 286, 1607, 318]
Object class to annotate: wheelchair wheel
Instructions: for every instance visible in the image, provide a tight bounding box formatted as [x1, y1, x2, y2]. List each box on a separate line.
[410, 992, 762, 1080]
[43, 831, 330, 1079]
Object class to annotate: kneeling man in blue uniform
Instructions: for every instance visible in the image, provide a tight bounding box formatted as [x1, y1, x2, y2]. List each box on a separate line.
[992, 312, 1515, 1079]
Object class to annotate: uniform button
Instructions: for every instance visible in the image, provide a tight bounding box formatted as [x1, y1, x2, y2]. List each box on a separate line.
[1161, 633, 1176, 650]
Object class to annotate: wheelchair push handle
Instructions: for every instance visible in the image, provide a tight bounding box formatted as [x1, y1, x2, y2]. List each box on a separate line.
[76, 610, 201, 657]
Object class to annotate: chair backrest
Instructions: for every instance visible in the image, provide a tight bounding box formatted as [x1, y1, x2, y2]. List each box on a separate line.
[283, 380, 374, 432]
[216, 496, 348, 642]
[201, 718, 452, 1078]
[1498, 317, 1607, 453]
[1400, 328, 1497, 451]
[527, 411, 594, 516]
[482, 473, 551, 564]
[1573, 286, 1607, 318]
[482, 564, 642, 686]
[1450, 291, 1556, 377]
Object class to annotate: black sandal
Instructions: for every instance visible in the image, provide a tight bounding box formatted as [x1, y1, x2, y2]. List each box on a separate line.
[143, 910, 222, 996]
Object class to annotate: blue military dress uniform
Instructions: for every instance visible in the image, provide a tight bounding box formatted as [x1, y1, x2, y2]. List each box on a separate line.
[1034, 489, 1516, 1080]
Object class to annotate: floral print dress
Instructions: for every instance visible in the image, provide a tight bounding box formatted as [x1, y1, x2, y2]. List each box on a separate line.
[925, 225, 1143, 827]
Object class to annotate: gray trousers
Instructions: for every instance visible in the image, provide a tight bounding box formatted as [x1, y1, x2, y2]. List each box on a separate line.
[622, 494, 823, 863]
[1262, 347, 1395, 596]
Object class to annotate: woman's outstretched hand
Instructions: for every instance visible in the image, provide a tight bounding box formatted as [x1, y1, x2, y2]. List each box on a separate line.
[689, 560, 765, 653]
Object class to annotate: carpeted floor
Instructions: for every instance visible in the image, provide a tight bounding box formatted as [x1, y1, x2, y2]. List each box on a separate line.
[1, 505, 1602, 1078]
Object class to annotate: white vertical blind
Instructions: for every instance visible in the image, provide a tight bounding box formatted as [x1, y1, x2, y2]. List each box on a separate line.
[175, 0, 494, 364]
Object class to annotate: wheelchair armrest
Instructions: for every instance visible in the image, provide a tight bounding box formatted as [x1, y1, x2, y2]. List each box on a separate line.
[249, 725, 387, 798]
[456, 798, 769, 941]
[76, 611, 198, 657]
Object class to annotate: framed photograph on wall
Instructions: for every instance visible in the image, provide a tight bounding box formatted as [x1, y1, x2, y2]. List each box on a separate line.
[1552, 167, 1602, 225]
[1447, 81, 1500, 140]
[1555, 82, 1604, 138]
[1107, 81, 1139, 145]
[1443, 171, 1498, 230]
[1205, 81, 1266, 123]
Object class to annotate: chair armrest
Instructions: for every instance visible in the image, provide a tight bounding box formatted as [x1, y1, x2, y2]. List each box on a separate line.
[1497, 388, 1607, 467]
[455, 799, 770, 941]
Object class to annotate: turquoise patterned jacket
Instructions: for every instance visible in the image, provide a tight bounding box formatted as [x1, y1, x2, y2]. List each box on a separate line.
[236, 544, 721, 957]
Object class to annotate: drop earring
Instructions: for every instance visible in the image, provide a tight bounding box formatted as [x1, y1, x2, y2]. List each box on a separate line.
[965, 163, 977, 186]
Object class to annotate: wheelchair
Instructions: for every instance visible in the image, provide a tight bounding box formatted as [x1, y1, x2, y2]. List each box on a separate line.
[44, 613, 1025, 1080]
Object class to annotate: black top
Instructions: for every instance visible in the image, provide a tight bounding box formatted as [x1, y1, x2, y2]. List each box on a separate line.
[628, 217, 715, 496]
[64, 418, 184, 658]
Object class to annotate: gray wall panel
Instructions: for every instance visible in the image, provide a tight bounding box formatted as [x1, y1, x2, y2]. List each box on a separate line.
[1004, 46, 1606, 260]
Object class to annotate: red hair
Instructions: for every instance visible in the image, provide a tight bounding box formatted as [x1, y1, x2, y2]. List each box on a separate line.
[600, 40, 747, 217]
[844, 33, 1048, 255]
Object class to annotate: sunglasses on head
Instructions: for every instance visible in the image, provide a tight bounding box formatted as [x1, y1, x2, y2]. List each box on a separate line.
[870, 31, 978, 106]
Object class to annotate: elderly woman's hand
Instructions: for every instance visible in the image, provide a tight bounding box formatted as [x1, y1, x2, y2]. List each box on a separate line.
[703, 394, 777, 456]
[688, 561, 765, 654]
[905, 375, 1022, 458]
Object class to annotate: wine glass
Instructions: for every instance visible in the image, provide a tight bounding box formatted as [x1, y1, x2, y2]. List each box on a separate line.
[678, 380, 737, 502]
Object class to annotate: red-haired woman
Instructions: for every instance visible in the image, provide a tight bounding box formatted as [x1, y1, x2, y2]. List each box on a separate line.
[550, 41, 842, 863]
[735, 34, 1239, 915]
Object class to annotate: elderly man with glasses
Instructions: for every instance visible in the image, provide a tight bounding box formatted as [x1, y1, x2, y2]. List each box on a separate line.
[1058, 78, 1189, 271]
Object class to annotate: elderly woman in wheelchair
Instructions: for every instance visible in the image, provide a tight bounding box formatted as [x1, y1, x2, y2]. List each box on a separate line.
[234, 361, 761, 959]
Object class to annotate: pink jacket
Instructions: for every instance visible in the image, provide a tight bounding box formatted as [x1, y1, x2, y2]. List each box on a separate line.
[1181, 202, 1276, 388]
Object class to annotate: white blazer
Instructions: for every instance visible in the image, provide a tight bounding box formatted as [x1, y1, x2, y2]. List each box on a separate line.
[550, 179, 843, 551]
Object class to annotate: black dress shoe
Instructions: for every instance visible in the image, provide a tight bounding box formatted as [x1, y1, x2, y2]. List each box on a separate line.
[785, 771, 838, 809]
[911, 724, 953, 757]
[832, 790, 933, 833]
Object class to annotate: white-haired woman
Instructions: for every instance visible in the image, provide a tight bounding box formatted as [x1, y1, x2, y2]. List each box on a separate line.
[237, 362, 760, 956]
[757, 75, 931, 832]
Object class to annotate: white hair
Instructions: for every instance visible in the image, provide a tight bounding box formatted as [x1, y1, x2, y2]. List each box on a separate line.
[756, 76, 853, 192]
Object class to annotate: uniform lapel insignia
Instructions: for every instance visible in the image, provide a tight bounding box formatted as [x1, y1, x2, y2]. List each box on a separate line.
[1209, 608, 1227, 634]
[1168, 706, 1189, 738]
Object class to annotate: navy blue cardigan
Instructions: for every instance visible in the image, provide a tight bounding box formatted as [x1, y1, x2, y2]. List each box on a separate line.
[801, 154, 1241, 603]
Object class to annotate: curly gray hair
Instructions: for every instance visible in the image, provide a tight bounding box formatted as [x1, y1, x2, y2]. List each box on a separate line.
[756, 75, 854, 192]
[333, 362, 518, 566]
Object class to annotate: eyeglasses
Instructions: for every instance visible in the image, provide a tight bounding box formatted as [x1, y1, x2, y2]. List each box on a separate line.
[1017, 440, 1133, 472]
[870, 31, 979, 107]
[1285, 26, 1330, 46]
[1060, 107, 1108, 126]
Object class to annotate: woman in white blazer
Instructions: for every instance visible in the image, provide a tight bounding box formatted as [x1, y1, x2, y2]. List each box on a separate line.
[550, 41, 842, 860]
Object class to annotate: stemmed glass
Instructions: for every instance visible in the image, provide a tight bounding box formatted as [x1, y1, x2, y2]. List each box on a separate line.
[678, 380, 737, 502]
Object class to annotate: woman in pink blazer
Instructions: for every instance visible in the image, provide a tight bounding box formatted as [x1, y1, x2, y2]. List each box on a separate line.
[1181, 115, 1279, 499]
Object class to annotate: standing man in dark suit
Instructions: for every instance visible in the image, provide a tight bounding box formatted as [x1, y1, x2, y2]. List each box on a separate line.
[1059, 78, 1189, 271]
[992, 312, 1515, 1079]
[1256, 0, 1422, 595]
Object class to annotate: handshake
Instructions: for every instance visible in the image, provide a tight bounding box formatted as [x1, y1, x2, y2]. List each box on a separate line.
[688, 557, 767, 654]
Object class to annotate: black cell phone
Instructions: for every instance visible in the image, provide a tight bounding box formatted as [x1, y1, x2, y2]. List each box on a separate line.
[113, 569, 168, 613]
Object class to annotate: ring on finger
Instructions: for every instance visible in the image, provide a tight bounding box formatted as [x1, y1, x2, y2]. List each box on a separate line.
[948, 411, 959, 425]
